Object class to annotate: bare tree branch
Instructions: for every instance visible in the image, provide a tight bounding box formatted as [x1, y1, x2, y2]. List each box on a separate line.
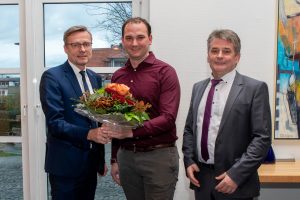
[84, 3, 132, 44]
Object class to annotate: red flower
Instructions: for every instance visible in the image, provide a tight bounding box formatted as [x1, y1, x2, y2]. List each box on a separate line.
[105, 84, 135, 105]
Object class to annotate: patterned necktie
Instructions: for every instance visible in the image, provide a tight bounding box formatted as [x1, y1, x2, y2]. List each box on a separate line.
[79, 70, 90, 92]
[201, 79, 222, 161]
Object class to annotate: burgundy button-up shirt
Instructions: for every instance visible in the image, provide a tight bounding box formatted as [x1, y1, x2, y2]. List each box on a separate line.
[111, 52, 181, 159]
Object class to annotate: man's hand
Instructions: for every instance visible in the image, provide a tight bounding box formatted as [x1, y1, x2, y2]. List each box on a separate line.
[102, 123, 133, 139]
[111, 162, 121, 185]
[87, 127, 111, 144]
[215, 172, 238, 194]
[186, 163, 200, 187]
[98, 163, 108, 176]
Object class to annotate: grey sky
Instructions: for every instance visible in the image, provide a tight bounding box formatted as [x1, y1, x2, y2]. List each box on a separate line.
[0, 2, 129, 68]
[44, 3, 115, 67]
[0, 5, 20, 68]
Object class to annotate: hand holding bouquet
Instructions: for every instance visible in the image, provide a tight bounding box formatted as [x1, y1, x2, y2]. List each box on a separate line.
[74, 83, 151, 129]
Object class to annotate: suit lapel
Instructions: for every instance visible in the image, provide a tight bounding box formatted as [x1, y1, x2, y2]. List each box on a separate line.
[193, 79, 210, 131]
[86, 69, 99, 90]
[63, 62, 82, 98]
[219, 72, 243, 132]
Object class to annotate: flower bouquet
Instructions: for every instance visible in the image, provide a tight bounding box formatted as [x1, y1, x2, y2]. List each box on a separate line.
[74, 83, 151, 129]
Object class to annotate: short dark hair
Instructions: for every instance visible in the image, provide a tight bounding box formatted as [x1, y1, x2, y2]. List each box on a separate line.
[63, 25, 92, 44]
[122, 17, 151, 37]
[207, 29, 241, 55]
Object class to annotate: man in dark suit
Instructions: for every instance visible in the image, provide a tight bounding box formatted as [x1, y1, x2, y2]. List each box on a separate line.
[40, 25, 110, 200]
[182, 29, 271, 200]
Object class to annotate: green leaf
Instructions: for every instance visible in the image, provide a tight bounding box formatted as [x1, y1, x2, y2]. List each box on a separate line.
[141, 112, 150, 120]
[125, 112, 142, 122]
[96, 87, 105, 94]
[124, 113, 133, 121]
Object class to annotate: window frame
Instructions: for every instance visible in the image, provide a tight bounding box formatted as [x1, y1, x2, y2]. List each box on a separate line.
[0, 0, 148, 199]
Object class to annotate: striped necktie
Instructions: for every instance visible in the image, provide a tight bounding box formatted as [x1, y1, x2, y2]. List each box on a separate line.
[79, 70, 90, 92]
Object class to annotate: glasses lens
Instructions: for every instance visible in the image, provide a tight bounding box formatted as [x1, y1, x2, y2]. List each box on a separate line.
[69, 42, 92, 49]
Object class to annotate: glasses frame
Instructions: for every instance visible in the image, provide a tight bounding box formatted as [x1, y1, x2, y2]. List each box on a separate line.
[66, 42, 93, 49]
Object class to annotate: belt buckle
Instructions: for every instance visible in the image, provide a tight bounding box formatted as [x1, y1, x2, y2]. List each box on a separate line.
[204, 163, 214, 169]
[198, 162, 214, 169]
[207, 164, 214, 169]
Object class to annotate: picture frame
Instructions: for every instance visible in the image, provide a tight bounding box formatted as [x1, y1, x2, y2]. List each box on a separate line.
[275, 0, 300, 139]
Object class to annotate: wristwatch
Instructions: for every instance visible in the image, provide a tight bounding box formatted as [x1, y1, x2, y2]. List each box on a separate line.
[110, 158, 118, 164]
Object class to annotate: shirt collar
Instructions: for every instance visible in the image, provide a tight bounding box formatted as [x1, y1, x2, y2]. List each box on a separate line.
[68, 60, 86, 75]
[125, 51, 156, 69]
[210, 70, 236, 84]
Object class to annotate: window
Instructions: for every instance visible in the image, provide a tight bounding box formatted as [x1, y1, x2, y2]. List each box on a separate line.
[0, 0, 146, 199]
[43, 2, 132, 199]
[44, 2, 131, 68]
[0, 74, 21, 137]
[0, 3, 23, 200]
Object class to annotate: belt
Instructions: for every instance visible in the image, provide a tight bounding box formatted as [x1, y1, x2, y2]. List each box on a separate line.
[198, 162, 214, 169]
[121, 143, 175, 153]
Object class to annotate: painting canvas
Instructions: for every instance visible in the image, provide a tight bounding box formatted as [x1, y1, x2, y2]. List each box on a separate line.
[275, 0, 300, 139]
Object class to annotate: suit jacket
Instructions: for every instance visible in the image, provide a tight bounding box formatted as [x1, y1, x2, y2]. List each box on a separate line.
[40, 61, 105, 177]
[182, 72, 271, 198]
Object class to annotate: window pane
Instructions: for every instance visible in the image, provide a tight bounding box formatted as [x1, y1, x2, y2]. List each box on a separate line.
[95, 143, 125, 199]
[0, 74, 21, 137]
[0, 4, 20, 68]
[44, 2, 131, 68]
[98, 73, 113, 86]
[0, 143, 23, 199]
[93, 75, 125, 199]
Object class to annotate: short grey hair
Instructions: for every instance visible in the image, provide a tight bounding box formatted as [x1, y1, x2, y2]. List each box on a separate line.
[207, 29, 241, 55]
[63, 25, 92, 44]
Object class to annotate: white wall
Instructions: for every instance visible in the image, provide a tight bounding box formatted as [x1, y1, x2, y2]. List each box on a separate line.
[147, 0, 300, 199]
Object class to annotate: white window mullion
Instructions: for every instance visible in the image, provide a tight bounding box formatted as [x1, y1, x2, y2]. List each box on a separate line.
[24, 0, 47, 200]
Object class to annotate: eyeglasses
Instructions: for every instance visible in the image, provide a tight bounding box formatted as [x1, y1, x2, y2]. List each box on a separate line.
[66, 42, 92, 49]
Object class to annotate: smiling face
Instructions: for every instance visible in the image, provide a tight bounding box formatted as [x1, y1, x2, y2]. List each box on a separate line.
[64, 31, 92, 70]
[122, 22, 152, 66]
[207, 38, 240, 79]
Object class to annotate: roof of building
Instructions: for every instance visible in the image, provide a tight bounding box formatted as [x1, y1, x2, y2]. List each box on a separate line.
[87, 48, 127, 67]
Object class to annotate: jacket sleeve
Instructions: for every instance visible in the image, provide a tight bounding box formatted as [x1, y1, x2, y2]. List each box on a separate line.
[182, 84, 198, 169]
[39, 70, 91, 147]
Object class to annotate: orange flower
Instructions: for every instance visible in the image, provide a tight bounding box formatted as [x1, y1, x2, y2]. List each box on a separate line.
[134, 101, 152, 112]
[105, 83, 130, 96]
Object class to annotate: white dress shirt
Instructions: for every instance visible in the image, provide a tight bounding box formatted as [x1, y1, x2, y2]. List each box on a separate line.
[196, 70, 236, 164]
[68, 60, 94, 94]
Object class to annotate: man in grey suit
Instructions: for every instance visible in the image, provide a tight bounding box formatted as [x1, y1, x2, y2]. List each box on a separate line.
[182, 29, 271, 200]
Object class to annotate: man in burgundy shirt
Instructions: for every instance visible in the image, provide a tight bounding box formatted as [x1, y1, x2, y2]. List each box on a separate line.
[105, 17, 181, 200]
